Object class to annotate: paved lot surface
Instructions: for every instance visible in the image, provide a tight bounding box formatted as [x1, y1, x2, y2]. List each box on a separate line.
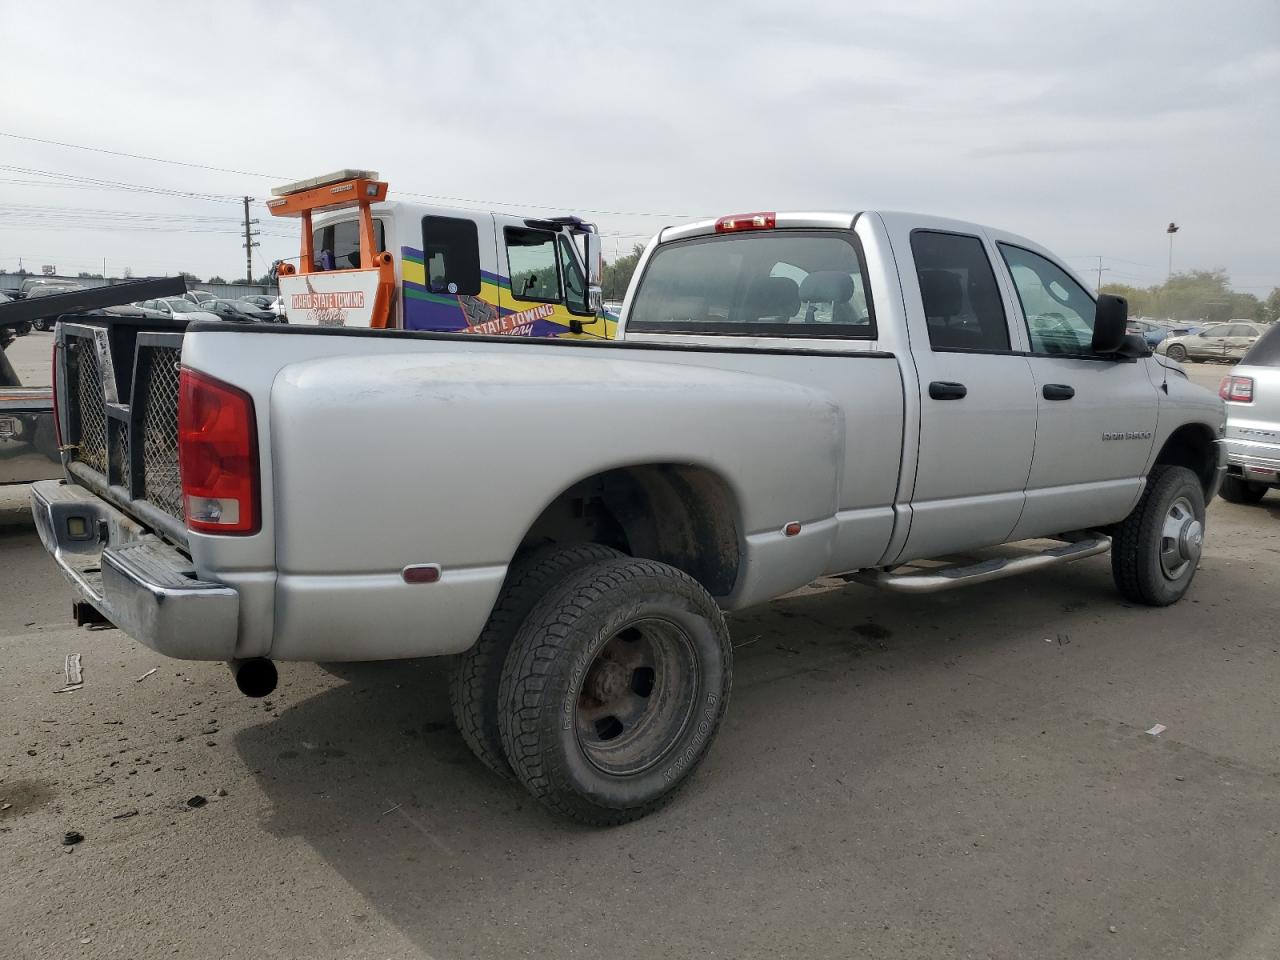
[3, 499, 1278, 959]
[3, 329, 1276, 959]
[5, 328, 54, 387]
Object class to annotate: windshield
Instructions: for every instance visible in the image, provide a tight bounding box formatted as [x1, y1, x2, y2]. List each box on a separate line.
[628, 230, 874, 338]
[164, 299, 197, 313]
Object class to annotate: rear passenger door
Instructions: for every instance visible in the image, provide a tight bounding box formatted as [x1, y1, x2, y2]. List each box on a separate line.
[993, 240, 1159, 538]
[894, 228, 1039, 562]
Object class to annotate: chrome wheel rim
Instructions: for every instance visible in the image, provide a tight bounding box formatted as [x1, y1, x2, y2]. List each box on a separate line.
[574, 618, 699, 777]
[1159, 495, 1202, 580]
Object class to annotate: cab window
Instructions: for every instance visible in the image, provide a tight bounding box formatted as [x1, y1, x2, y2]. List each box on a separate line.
[506, 228, 561, 303]
[627, 230, 875, 338]
[312, 218, 386, 271]
[998, 243, 1097, 355]
[421, 216, 480, 295]
[910, 231, 1010, 352]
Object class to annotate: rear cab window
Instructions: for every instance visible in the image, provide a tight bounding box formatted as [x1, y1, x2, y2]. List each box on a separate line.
[627, 230, 875, 338]
[421, 216, 481, 295]
[312, 218, 387, 271]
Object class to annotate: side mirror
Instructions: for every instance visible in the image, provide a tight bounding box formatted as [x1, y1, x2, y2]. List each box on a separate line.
[585, 232, 604, 316]
[585, 232, 602, 287]
[1091, 293, 1128, 353]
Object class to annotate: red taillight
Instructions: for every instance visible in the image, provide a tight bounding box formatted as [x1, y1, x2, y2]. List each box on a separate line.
[714, 212, 776, 233]
[51, 340, 62, 448]
[1219, 375, 1254, 403]
[178, 368, 259, 535]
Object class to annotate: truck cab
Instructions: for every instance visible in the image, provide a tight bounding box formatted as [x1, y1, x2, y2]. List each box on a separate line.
[271, 170, 611, 337]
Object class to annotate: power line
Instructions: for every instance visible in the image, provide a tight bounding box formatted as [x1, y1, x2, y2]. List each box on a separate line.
[0, 163, 243, 203]
[0, 130, 290, 181]
[0, 130, 701, 218]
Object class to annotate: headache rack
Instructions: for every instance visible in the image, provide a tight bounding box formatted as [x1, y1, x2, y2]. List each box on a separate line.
[32, 277, 192, 544]
[60, 322, 188, 543]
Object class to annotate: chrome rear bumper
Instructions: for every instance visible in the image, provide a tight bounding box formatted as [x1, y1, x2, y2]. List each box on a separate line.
[30, 479, 239, 660]
[1224, 436, 1280, 486]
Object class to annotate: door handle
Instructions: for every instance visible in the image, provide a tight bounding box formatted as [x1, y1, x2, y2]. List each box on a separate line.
[1042, 383, 1075, 401]
[928, 381, 967, 400]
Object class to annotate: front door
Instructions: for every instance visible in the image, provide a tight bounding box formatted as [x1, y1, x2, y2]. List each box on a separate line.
[993, 240, 1159, 538]
[893, 227, 1039, 562]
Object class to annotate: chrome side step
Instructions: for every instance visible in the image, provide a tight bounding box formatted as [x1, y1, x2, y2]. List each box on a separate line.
[845, 536, 1111, 594]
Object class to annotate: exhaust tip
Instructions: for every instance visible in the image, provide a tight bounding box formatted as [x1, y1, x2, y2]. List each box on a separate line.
[231, 658, 277, 698]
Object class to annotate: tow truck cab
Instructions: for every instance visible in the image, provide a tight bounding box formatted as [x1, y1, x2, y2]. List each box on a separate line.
[270, 169, 610, 337]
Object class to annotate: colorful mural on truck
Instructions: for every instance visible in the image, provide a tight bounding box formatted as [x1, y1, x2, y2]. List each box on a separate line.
[399, 246, 616, 338]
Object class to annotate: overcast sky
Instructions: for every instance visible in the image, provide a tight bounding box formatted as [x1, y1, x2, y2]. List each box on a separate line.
[1, 0, 1276, 293]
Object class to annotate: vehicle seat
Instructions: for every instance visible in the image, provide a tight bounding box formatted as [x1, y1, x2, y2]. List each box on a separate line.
[919, 269, 981, 349]
[799, 271, 858, 324]
[745, 276, 800, 323]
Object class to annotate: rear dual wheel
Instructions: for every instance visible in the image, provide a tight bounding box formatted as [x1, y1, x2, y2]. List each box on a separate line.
[498, 557, 732, 826]
[451, 542, 621, 778]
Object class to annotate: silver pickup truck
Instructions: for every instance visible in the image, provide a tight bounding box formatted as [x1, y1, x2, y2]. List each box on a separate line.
[31, 211, 1226, 824]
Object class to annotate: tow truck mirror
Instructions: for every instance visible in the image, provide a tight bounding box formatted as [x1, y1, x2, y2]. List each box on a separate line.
[585, 232, 604, 315]
[1092, 293, 1128, 353]
[585, 233, 603, 286]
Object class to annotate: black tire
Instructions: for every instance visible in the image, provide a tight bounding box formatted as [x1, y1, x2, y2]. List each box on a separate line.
[1111, 465, 1206, 606]
[1219, 475, 1269, 505]
[499, 557, 732, 825]
[1164, 344, 1187, 362]
[451, 542, 620, 778]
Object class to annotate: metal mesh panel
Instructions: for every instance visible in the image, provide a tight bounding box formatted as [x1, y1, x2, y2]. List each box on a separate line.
[141, 347, 183, 520]
[72, 338, 107, 474]
[109, 418, 130, 487]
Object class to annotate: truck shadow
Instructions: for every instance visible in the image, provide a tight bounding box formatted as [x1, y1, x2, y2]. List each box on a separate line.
[232, 556, 1279, 958]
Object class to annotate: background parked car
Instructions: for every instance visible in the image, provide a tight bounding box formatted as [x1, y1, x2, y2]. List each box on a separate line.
[203, 298, 279, 322]
[28, 283, 85, 330]
[1219, 323, 1280, 504]
[138, 298, 221, 323]
[238, 295, 276, 311]
[1157, 321, 1265, 362]
[0, 290, 30, 338]
[1126, 318, 1169, 348]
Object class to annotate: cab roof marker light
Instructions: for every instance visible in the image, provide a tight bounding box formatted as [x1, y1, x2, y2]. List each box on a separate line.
[715, 212, 776, 233]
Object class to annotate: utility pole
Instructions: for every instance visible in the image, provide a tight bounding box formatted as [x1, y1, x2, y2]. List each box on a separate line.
[242, 196, 260, 284]
[1095, 256, 1110, 290]
[1166, 222, 1179, 281]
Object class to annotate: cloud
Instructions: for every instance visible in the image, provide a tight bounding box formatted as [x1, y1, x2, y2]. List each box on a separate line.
[0, 0, 1275, 290]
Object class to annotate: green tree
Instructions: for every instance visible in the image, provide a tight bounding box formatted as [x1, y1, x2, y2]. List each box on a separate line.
[1264, 288, 1280, 323]
[76, 271, 104, 279]
[208, 275, 226, 284]
[180, 271, 202, 283]
[602, 244, 645, 300]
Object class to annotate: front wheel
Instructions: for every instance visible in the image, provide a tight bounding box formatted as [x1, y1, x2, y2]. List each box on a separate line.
[1111, 465, 1206, 606]
[499, 557, 732, 825]
[1165, 344, 1187, 362]
[1219, 475, 1268, 504]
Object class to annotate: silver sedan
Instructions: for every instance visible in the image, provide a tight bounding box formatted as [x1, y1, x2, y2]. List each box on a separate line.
[1158, 321, 1266, 363]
